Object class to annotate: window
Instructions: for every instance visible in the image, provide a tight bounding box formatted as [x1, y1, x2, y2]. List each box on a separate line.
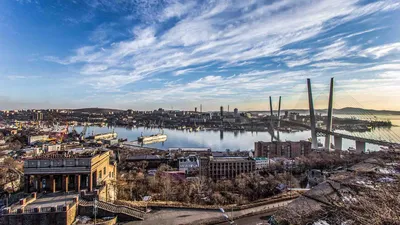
[103, 167, 106, 175]
[99, 171, 102, 179]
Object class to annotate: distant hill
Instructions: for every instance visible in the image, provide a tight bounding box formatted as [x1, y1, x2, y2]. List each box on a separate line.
[333, 107, 400, 115]
[72, 107, 124, 113]
[249, 107, 400, 115]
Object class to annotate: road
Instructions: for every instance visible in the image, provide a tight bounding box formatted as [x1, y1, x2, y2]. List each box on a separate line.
[125, 199, 293, 225]
[215, 212, 272, 225]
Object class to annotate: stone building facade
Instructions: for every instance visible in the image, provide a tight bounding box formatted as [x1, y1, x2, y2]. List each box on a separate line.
[23, 149, 117, 193]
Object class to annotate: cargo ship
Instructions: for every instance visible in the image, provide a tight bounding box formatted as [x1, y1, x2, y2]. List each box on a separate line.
[138, 133, 167, 143]
[89, 132, 118, 140]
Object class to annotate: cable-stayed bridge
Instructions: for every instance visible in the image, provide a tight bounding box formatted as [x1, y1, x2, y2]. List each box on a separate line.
[268, 78, 400, 152]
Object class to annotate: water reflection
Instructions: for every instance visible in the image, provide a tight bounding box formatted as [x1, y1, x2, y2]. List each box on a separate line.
[75, 125, 391, 151]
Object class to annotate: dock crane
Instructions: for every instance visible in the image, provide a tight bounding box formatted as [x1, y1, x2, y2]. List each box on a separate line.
[79, 123, 88, 141]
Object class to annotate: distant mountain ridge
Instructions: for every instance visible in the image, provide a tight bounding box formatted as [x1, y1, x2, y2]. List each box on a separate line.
[72, 107, 124, 113]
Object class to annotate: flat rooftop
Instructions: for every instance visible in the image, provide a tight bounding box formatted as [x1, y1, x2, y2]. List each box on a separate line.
[31, 148, 108, 160]
[211, 157, 252, 162]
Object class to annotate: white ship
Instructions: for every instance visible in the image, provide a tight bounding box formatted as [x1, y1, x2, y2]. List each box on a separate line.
[138, 133, 167, 143]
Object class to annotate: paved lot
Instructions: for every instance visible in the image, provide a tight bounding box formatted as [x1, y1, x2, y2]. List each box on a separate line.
[125, 200, 293, 225]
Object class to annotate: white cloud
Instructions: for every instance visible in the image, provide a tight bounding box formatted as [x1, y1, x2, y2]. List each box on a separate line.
[6, 75, 42, 80]
[360, 64, 400, 71]
[314, 40, 360, 61]
[360, 42, 400, 58]
[80, 64, 108, 75]
[285, 59, 311, 67]
[160, 1, 196, 21]
[310, 61, 359, 68]
[44, 0, 400, 95]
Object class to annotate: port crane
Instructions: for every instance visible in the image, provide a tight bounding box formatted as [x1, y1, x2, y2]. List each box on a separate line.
[79, 123, 88, 141]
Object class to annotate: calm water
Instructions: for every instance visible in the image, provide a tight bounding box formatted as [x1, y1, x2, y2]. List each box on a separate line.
[73, 114, 400, 152]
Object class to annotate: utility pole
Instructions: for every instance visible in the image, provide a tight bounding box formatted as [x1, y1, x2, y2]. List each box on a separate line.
[307, 78, 318, 149]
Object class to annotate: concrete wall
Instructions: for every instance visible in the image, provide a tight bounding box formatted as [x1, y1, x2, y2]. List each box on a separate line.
[2, 202, 77, 225]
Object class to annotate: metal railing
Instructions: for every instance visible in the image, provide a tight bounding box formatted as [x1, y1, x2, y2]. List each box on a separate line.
[79, 199, 144, 220]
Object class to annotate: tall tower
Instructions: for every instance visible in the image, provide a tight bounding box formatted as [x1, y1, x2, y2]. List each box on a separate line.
[200, 104, 202, 113]
[220, 106, 224, 117]
[307, 79, 318, 149]
[228, 105, 230, 112]
[325, 77, 334, 151]
[195, 107, 197, 113]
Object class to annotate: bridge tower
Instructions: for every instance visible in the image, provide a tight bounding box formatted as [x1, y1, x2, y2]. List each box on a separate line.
[325, 77, 334, 151]
[277, 96, 282, 128]
[307, 78, 318, 149]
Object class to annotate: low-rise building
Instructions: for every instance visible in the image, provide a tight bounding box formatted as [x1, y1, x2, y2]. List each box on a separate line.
[43, 144, 61, 152]
[178, 155, 200, 174]
[28, 134, 49, 145]
[21, 147, 42, 157]
[223, 117, 237, 123]
[208, 157, 255, 180]
[254, 141, 312, 158]
[254, 157, 269, 170]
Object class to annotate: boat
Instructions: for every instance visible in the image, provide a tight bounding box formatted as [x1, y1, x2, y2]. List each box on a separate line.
[138, 133, 168, 143]
[347, 147, 356, 152]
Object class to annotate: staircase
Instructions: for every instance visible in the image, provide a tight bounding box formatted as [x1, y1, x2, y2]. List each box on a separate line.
[79, 199, 145, 220]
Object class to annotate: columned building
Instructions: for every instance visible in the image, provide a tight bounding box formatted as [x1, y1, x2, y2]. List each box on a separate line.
[23, 149, 116, 193]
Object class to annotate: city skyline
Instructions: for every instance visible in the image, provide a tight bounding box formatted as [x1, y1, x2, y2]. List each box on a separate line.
[1, 0, 400, 111]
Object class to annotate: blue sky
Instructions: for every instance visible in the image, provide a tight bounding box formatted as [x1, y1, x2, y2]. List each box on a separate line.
[1, 0, 400, 111]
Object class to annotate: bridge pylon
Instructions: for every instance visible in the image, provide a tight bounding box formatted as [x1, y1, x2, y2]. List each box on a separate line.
[307, 78, 318, 149]
[325, 77, 334, 151]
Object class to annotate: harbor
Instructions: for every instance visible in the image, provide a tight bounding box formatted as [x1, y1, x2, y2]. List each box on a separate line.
[72, 125, 397, 152]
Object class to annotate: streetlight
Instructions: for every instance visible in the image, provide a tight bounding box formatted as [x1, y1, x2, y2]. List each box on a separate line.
[94, 197, 98, 225]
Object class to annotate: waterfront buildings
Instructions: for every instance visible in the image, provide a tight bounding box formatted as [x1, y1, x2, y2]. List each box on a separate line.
[254, 141, 312, 158]
[23, 149, 116, 193]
